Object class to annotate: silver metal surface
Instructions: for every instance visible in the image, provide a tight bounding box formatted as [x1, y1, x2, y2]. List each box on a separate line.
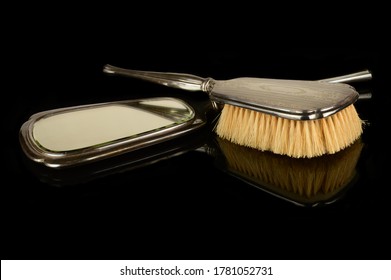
[319, 70, 372, 83]
[103, 64, 207, 91]
[210, 78, 358, 120]
[19, 97, 205, 168]
[104, 65, 369, 120]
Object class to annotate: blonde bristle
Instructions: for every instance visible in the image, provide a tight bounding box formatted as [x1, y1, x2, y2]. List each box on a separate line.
[215, 104, 364, 158]
[217, 137, 363, 203]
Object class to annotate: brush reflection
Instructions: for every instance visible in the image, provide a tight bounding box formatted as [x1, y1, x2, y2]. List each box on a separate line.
[216, 137, 364, 207]
[23, 129, 364, 208]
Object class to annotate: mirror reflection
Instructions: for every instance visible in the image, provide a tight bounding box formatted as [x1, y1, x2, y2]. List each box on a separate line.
[31, 98, 195, 152]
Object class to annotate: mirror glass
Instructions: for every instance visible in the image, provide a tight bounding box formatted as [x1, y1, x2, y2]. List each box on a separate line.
[32, 98, 195, 152]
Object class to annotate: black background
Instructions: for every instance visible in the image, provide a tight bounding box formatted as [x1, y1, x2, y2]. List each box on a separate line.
[4, 46, 390, 260]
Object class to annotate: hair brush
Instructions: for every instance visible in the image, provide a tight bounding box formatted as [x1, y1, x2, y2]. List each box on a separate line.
[103, 65, 371, 158]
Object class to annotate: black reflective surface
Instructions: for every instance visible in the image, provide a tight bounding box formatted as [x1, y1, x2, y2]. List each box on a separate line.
[5, 50, 390, 260]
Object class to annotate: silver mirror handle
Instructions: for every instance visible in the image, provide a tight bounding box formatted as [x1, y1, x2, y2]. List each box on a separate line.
[319, 70, 372, 99]
[319, 70, 372, 84]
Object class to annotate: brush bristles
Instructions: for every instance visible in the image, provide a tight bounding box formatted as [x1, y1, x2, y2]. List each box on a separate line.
[217, 138, 363, 200]
[215, 104, 364, 158]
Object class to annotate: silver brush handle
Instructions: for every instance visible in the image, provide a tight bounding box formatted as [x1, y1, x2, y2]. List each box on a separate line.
[103, 64, 207, 92]
[103, 64, 372, 99]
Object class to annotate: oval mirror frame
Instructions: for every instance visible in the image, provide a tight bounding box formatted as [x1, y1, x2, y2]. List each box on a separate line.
[20, 97, 206, 168]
